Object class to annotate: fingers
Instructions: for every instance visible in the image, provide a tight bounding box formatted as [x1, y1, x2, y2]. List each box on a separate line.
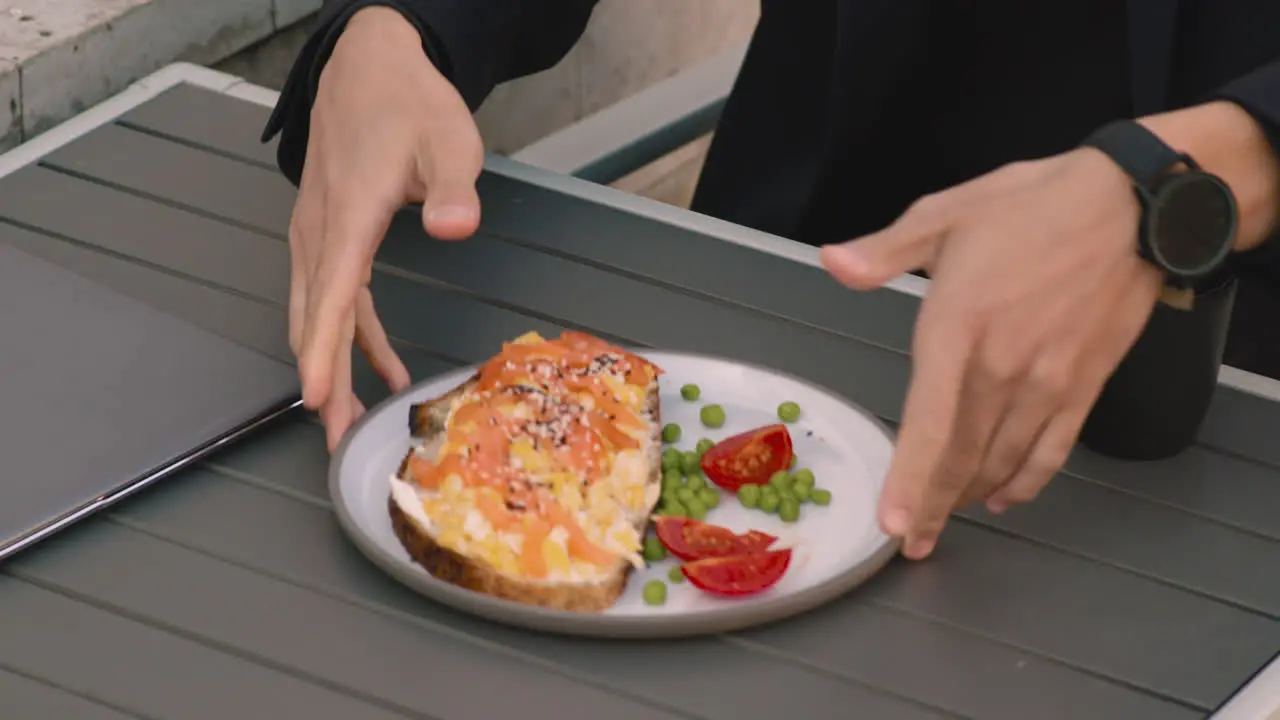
[911, 354, 1013, 550]
[419, 123, 483, 241]
[964, 351, 1073, 508]
[820, 195, 949, 290]
[985, 402, 1082, 512]
[964, 397, 1049, 509]
[299, 190, 394, 409]
[878, 296, 970, 551]
[421, 188, 481, 241]
[288, 147, 325, 360]
[355, 287, 410, 392]
[321, 311, 358, 451]
[288, 224, 310, 358]
[821, 162, 1046, 292]
[985, 264, 1158, 511]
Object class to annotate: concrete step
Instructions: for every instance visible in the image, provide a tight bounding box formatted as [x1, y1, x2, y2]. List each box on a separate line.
[0, 0, 322, 149]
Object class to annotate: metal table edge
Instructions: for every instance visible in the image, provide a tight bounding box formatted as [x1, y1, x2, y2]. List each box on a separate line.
[10, 61, 1278, 719]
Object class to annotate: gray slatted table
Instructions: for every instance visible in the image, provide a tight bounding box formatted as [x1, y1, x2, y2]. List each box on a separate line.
[1, 64, 1278, 720]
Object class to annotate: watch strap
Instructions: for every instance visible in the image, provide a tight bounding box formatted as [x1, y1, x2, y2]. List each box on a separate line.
[1081, 119, 1184, 187]
[1081, 120, 1203, 307]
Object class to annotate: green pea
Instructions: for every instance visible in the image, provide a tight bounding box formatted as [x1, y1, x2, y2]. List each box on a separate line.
[811, 488, 832, 506]
[779, 498, 801, 523]
[695, 438, 714, 456]
[793, 483, 812, 502]
[661, 423, 682, 444]
[777, 401, 802, 423]
[661, 500, 688, 517]
[685, 473, 705, 492]
[698, 488, 720, 508]
[760, 484, 779, 502]
[668, 565, 685, 583]
[663, 469, 684, 491]
[769, 470, 792, 489]
[776, 486, 797, 504]
[681, 450, 701, 474]
[737, 484, 761, 508]
[642, 536, 666, 562]
[661, 489, 680, 507]
[661, 448, 682, 471]
[700, 404, 726, 428]
[643, 580, 668, 605]
[680, 383, 701, 401]
[793, 468, 815, 489]
[686, 500, 709, 521]
[759, 493, 781, 514]
[676, 486, 696, 504]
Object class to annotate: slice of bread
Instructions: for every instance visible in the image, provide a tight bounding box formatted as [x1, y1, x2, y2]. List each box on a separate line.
[387, 345, 663, 613]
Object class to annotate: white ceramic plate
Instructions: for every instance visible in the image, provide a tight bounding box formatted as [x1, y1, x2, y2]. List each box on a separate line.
[330, 349, 900, 638]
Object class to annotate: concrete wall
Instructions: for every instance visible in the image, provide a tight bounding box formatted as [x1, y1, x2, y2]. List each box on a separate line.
[0, 0, 314, 150]
[217, 1, 759, 208]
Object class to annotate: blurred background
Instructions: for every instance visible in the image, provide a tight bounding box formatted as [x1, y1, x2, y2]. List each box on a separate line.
[0, 1, 757, 208]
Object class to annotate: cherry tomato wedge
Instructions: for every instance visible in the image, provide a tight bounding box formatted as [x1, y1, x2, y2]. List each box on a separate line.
[699, 424, 794, 492]
[681, 549, 793, 597]
[652, 516, 777, 561]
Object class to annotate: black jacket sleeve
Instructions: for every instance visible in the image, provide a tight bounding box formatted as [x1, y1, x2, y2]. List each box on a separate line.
[1216, 60, 1280, 278]
[261, 0, 599, 186]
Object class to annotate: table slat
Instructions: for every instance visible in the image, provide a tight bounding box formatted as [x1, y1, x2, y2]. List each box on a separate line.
[476, 172, 918, 350]
[734, 603, 1202, 720]
[43, 124, 294, 236]
[105, 81, 1280, 472]
[1199, 386, 1280, 470]
[959, 468, 1280, 615]
[209, 412, 1266, 710]
[0, 667, 139, 720]
[118, 83, 279, 168]
[118, 457, 1196, 720]
[0, 576, 414, 720]
[5, 519, 945, 720]
[1062, 446, 1280, 542]
[114, 468, 947, 720]
[856, 520, 1279, 707]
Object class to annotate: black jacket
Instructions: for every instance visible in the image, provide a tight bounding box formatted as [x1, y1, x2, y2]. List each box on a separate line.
[263, 0, 1280, 376]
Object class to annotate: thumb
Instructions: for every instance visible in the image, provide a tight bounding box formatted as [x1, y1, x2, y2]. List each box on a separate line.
[819, 205, 947, 291]
[419, 129, 483, 241]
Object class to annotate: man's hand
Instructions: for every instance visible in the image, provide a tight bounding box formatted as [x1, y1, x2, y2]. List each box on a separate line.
[820, 101, 1280, 560]
[290, 6, 485, 450]
[821, 149, 1162, 559]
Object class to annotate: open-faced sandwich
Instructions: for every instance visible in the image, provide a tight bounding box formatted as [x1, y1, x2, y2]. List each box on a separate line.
[387, 331, 664, 612]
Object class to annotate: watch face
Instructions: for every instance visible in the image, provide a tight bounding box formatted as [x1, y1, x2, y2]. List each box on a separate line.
[1147, 172, 1238, 275]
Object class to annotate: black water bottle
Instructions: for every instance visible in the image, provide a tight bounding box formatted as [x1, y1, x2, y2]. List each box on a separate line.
[1078, 276, 1237, 460]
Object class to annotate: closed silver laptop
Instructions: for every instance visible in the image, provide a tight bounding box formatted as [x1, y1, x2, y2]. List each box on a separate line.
[0, 241, 300, 560]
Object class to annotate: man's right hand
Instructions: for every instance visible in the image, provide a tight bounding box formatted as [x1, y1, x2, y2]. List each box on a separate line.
[289, 6, 484, 451]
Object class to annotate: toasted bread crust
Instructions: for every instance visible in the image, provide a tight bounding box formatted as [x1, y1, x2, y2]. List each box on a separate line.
[390, 367, 661, 613]
[388, 498, 631, 611]
[407, 374, 476, 439]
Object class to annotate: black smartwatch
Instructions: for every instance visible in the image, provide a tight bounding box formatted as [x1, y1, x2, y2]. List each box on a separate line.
[1081, 119, 1238, 295]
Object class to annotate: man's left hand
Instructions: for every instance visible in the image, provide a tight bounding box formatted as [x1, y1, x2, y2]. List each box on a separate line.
[821, 148, 1163, 560]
